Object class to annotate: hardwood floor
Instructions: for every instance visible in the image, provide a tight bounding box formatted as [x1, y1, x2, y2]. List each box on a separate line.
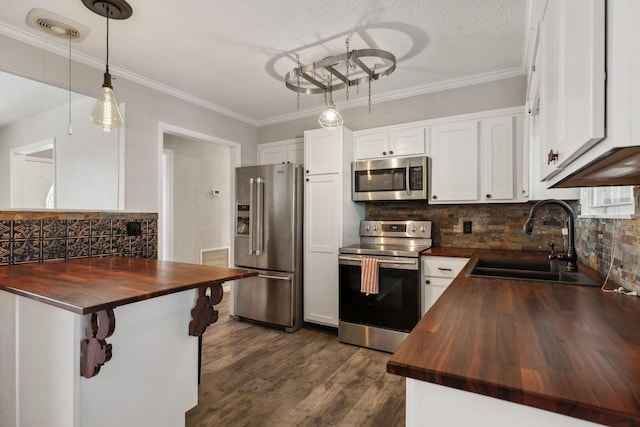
[186, 301, 405, 427]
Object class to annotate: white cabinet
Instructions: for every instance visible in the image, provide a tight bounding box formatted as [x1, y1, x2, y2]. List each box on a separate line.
[257, 139, 303, 165]
[421, 256, 469, 315]
[481, 115, 514, 201]
[538, 0, 605, 180]
[429, 120, 479, 203]
[354, 126, 425, 160]
[429, 109, 524, 204]
[543, 0, 640, 188]
[303, 128, 363, 327]
[304, 129, 343, 174]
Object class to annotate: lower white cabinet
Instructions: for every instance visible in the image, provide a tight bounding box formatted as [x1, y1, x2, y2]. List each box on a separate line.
[421, 256, 469, 315]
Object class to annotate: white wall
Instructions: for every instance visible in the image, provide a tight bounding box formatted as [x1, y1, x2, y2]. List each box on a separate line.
[163, 134, 230, 264]
[0, 34, 258, 213]
[258, 75, 527, 142]
[0, 97, 120, 209]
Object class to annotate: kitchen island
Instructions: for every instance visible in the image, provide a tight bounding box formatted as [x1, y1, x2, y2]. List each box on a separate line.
[388, 249, 640, 426]
[0, 257, 256, 427]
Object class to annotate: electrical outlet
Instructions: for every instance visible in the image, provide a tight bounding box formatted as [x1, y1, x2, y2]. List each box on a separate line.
[126, 221, 142, 236]
[463, 221, 472, 234]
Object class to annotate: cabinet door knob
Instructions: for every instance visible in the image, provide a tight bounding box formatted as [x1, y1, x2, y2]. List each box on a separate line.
[382, 151, 387, 156]
[432, 195, 438, 200]
[486, 194, 492, 199]
[306, 178, 309, 182]
[425, 279, 431, 285]
[547, 150, 559, 165]
[306, 170, 309, 174]
[389, 150, 394, 155]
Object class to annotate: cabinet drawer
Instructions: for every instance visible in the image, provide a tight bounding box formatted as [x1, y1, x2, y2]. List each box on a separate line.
[422, 256, 468, 278]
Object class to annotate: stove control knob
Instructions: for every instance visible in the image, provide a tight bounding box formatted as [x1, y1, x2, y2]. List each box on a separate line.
[420, 226, 425, 232]
[365, 224, 370, 231]
[411, 225, 417, 232]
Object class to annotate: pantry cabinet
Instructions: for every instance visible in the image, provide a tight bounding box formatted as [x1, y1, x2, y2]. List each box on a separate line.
[303, 128, 363, 327]
[257, 139, 304, 165]
[354, 126, 425, 160]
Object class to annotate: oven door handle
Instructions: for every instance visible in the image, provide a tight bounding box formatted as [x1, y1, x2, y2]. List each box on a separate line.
[338, 256, 416, 265]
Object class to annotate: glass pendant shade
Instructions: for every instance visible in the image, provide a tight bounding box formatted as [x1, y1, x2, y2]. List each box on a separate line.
[91, 73, 123, 132]
[318, 105, 343, 129]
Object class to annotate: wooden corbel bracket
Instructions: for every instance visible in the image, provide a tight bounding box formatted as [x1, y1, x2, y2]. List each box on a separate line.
[188, 283, 224, 336]
[80, 309, 116, 378]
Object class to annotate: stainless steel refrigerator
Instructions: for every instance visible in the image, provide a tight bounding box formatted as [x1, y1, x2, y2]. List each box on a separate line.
[234, 163, 303, 332]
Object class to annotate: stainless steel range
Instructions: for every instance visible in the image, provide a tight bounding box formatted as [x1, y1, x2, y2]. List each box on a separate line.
[338, 220, 432, 353]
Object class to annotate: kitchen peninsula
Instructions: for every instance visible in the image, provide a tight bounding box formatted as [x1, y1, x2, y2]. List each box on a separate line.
[0, 257, 256, 427]
[388, 249, 640, 426]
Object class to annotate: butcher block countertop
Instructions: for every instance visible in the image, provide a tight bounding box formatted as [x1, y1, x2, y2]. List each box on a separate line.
[388, 249, 640, 427]
[0, 257, 256, 314]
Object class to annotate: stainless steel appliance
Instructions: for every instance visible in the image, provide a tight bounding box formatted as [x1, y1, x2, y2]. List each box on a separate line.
[351, 156, 428, 201]
[339, 220, 432, 352]
[234, 164, 303, 332]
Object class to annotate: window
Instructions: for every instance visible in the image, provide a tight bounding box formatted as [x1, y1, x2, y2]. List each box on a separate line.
[579, 186, 637, 218]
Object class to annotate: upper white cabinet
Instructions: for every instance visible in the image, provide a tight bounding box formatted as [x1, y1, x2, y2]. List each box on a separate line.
[542, 0, 640, 188]
[304, 129, 342, 175]
[429, 108, 525, 204]
[354, 126, 425, 160]
[536, 0, 605, 180]
[481, 115, 514, 201]
[257, 139, 304, 165]
[430, 121, 479, 203]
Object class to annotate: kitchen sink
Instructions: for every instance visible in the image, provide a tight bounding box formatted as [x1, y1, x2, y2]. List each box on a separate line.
[466, 257, 602, 287]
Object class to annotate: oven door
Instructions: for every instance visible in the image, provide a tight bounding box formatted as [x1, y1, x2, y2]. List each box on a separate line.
[338, 254, 420, 332]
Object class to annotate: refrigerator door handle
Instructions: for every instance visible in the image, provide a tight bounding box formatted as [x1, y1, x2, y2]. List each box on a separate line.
[257, 274, 292, 281]
[249, 178, 255, 254]
[254, 177, 265, 255]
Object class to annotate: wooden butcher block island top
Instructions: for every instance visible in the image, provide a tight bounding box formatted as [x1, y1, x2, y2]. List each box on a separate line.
[388, 249, 640, 427]
[0, 257, 256, 314]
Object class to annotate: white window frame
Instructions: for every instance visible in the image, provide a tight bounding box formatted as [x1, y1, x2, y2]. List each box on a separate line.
[579, 186, 637, 219]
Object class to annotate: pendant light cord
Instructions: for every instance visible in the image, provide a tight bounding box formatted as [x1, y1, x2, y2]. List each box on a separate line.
[68, 33, 73, 135]
[105, 8, 110, 74]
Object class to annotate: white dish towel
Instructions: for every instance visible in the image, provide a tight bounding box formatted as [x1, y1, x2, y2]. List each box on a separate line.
[360, 256, 379, 295]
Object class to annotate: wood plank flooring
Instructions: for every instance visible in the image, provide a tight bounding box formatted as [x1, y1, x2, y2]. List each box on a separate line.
[186, 302, 405, 427]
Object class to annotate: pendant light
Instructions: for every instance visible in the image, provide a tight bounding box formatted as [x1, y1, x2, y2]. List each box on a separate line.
[82, 0, 132, 132]
[318, 83, 343, 129]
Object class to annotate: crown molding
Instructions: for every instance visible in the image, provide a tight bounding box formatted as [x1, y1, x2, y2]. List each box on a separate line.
[0, 22, 258, 126]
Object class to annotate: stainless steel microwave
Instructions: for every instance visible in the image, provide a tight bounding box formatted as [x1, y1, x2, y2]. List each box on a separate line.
[351, 156, 428, 201]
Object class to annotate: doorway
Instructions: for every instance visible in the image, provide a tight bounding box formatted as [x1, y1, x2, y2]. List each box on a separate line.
[10, 139, 55, 208]
[158, 123, 240, 267]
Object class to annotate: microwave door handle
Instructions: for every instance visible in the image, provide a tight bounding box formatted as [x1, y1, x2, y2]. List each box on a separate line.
[405, 164, 411, 196]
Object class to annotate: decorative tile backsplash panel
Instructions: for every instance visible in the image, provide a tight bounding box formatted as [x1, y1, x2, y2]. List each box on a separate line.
[0, 211, 158, 265]
[365, 201, 575, 251]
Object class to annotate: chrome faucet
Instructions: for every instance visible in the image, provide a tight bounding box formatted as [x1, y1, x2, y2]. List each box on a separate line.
[522, 199, 578, 272]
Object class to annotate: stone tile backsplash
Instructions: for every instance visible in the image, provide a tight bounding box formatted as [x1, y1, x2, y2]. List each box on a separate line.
[366, 200, 639, 291]
[0, 211, 158, 265]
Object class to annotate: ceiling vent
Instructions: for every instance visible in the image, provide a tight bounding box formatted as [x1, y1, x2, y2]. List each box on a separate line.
[26, 8, 89, 41]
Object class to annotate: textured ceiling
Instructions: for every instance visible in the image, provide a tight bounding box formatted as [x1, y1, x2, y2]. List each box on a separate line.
[0, 0, 529, 126]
